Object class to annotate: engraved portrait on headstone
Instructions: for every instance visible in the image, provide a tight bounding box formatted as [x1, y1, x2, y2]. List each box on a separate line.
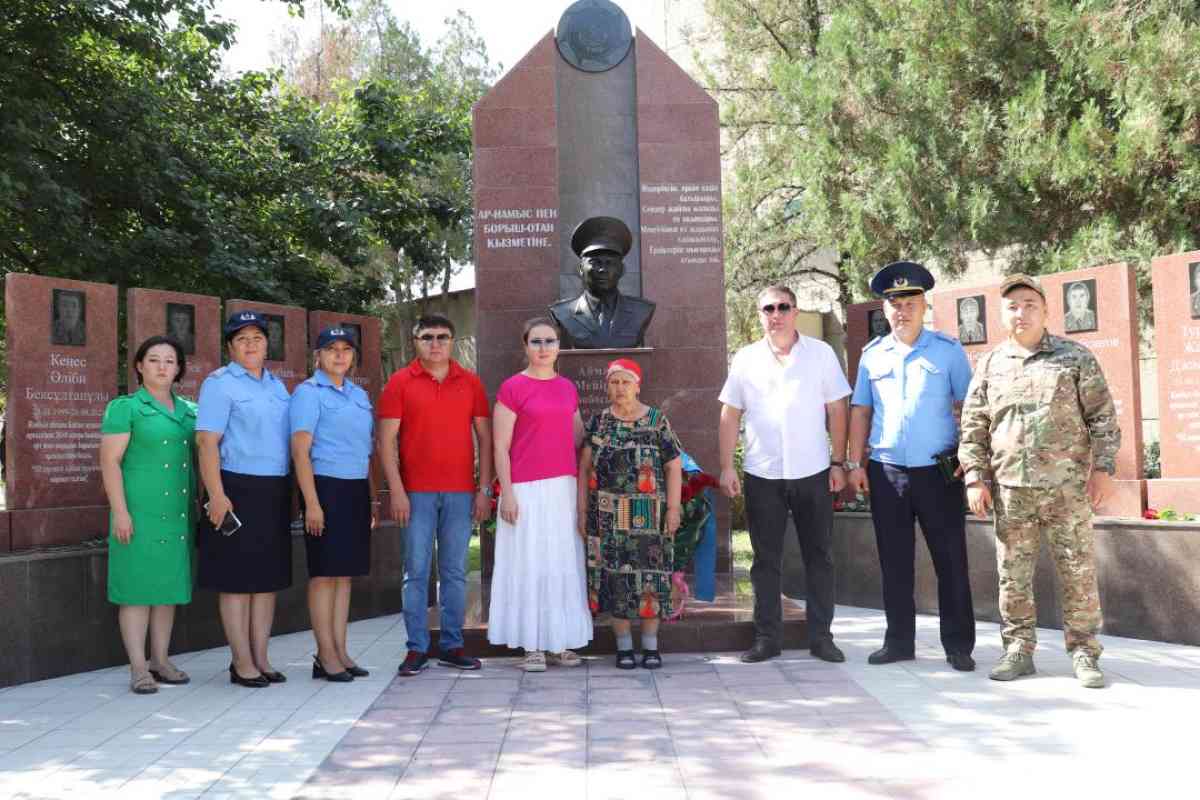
[957, 295, 987, 344]
[264, 313, 286, 361]
[1063, 279, 1098, 333]
[549, 216, 655, 349]
[50, 289, 87, 346]
[867, 308, 890, 339]
[1190, 261, 1200, 320]
[166, 302, 196, 355]
[555, 0, 633, 73]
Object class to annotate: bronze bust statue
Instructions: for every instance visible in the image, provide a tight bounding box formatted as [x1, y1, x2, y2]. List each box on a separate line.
[549, 216, 655, 349]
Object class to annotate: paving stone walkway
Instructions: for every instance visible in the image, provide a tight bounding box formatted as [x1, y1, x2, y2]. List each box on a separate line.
[1, 606, 1197, 799]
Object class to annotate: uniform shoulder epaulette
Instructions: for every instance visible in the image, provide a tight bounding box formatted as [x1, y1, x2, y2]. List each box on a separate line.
[861, 336, 883, 352]
[930, 330, 962, 346]
[207, 366, 229, 379]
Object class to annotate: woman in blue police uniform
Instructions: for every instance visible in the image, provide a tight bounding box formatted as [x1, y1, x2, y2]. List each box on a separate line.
[290, 327, 376, 683]
[196, 311, 293, 688]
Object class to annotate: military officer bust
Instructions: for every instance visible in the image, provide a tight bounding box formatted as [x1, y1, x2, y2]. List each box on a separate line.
[549, 216, 655, 349]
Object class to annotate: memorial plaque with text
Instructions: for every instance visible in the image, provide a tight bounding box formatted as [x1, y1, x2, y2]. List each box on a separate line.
[127, 289, 221, 399]
[224, 300, 308, 392]
[1148, 250, 1200, 510]
[5, 275, 117, 511]
[843, 300, 886, 385]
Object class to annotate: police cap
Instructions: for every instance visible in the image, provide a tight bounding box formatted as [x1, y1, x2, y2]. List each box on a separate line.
[870, 261, 935, 298]
[223, 310, 268, 340]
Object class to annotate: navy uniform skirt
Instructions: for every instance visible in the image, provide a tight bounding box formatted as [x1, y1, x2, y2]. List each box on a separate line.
[305, 475, 371, 577]
[197, 470, 293, 593]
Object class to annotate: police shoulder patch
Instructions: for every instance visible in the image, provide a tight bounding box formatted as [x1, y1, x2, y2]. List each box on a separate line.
[930, 329, 960, 346]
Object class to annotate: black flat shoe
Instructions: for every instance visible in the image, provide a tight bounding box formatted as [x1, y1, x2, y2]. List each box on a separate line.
[946, 652, 976, 672]
[229, 664, 269, 688]
[261, 670, 287, 684]
[312, 657, 354, 683]
[740, 639, 781, 663]
[345, 664, 369, 678]
[867, 646, 916, 665]
[810, 640, 846, 663]
[641, 650, 663, 670]
[615, 650, 637, 670]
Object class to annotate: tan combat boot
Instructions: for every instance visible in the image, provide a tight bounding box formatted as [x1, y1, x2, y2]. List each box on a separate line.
[988, 649, 1035, 681]
[1072, 651, 1105, 688]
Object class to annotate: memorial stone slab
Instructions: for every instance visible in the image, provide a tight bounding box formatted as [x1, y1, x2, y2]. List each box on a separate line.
[127, 288, 221, 399]
[843, 300, 887, 387]
[474, 21, 730, 571]
[224, 300, 308, 392]
[932, 263, 1145, 517]
[5, 274, 117, 548]
[1148, 250, 1200, 511]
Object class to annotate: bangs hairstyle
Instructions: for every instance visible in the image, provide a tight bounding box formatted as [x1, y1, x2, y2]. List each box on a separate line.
[522, 316, 558, 344]
[133, 335, 186, 385]
[413, 313, 455, 338]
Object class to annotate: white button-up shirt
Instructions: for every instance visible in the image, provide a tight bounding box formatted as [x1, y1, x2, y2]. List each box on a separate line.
[719, 335, 852, 480]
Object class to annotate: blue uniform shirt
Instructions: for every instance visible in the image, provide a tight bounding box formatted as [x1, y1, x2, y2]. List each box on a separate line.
[196, 362, 292, 476]
[289, 370, 374, 480]
[851, 328, 972, 468]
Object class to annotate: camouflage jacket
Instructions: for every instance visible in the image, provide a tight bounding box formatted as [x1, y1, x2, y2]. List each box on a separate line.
[958, 333, 1120, 488]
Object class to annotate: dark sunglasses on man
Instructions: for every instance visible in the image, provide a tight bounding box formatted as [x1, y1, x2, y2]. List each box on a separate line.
[760, 302, 793, 314]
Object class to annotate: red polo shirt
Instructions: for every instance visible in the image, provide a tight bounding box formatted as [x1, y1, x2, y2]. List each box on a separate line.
[377, 359, 489, 492]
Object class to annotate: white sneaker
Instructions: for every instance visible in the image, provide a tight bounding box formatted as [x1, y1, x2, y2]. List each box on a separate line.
[520, 650, 547, 672]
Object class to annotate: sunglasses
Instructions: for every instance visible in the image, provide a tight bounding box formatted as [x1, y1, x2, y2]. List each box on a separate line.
[417, 333, 452, 343]
[760, 302, 794, 314]
[528, 338, 559, 348]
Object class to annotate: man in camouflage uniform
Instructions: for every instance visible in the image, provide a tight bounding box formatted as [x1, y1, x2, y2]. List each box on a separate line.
[958, 274, 1119, 688]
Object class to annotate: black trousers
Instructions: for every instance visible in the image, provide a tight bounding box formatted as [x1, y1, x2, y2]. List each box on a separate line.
[867, 460, 975, 655]
[744, 471, 836, 646]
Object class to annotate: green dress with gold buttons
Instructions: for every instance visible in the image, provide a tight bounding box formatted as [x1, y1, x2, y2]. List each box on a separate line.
[100, 388, 198, 605]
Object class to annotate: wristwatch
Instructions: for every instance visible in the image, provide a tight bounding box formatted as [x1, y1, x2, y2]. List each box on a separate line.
[480, 485, 495, 498]
[844, 460, 861, 471]
[829, 461, 845, 469]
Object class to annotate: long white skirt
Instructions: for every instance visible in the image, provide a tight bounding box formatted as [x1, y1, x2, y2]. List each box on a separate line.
[488, 475, 593, 653]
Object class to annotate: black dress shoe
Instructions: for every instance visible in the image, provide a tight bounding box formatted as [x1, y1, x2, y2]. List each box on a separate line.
[312, 657, 354, 683]
[229, 664, 269, 688]
[946, 652, 976, 672]
[345, 664, 370, 678]
[261, 670, 287, 683]
[867, 646, 916, 665]
[740, 639, 781, 664]
[810, 641, 846, 663]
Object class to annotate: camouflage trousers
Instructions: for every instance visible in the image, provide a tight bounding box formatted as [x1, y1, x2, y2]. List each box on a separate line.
[994, 482, 1103, 658]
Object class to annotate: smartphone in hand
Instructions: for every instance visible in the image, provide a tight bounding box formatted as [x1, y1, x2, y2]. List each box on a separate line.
[203, 502, 243, 536]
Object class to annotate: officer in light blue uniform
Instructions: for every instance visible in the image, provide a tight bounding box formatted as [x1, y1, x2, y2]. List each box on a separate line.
[195, 310, 293, 687]
[846, 261, 977, 671]
[289, 332, 374, 483]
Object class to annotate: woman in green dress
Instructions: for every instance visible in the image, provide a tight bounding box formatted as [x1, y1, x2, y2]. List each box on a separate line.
[577, 358, 683, 670]
[99, 335, 197, 695]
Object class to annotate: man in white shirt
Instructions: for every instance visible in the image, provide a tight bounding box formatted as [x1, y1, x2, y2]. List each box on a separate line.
[719, 285, 852, 663]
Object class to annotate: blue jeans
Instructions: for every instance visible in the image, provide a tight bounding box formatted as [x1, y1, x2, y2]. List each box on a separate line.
[403, 492, 474, 654]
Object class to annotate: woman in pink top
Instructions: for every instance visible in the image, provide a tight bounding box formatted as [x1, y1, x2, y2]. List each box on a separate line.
[489, 317, 593, 671]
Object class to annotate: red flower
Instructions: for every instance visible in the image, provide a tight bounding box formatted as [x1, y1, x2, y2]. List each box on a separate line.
[680, 472, 718, 503]
[1143, 508, 1159, 520]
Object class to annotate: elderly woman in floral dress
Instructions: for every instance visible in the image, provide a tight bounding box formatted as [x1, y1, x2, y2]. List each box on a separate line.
[577, 359, 683, 669]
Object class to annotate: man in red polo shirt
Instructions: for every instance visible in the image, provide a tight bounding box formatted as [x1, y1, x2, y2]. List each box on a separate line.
[377, 314, 493, 676]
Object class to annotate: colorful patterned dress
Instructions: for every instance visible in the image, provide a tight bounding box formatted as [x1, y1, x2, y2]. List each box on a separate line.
[584, 407, 682, 620]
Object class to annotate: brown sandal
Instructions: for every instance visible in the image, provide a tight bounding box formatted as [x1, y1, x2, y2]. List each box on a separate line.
[131, 670, 159, 695]
[148, 661, 190, 685]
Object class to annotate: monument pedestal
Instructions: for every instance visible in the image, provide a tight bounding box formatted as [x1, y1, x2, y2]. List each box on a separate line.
[1095, 479, 1147, 519]
[433, 574, 808, 656]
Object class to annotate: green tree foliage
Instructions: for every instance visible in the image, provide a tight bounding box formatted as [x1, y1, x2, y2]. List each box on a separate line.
[0, 0, 472, 320]
[700, 0, 1200, 301]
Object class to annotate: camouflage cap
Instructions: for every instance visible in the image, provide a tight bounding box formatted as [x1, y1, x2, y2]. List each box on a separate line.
[999, 273, 1046, 301]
